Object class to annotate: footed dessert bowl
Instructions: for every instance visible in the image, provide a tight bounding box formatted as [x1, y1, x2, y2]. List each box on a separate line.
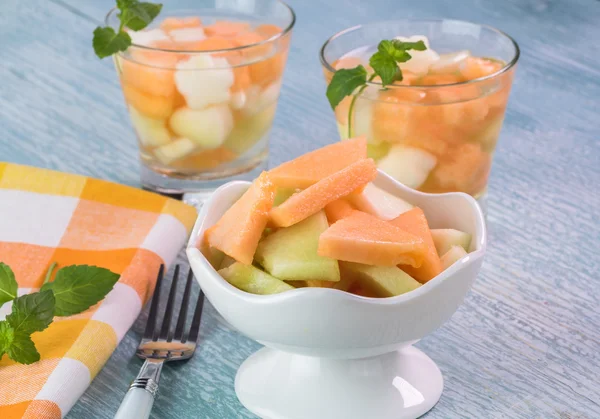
[187, 170, 486, 419]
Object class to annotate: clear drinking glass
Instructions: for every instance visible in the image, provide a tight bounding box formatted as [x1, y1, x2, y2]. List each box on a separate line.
[320, 20, 519, 211]
[106, 0, 295, 198]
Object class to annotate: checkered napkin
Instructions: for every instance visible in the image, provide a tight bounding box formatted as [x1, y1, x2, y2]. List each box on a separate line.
[0, 163, 197, 418]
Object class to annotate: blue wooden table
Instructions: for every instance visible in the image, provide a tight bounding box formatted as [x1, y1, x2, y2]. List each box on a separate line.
[2, 0, 600, 417]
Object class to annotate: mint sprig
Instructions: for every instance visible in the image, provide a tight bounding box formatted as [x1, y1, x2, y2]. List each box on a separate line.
[326, 39, 427, 138]
[0, 263, 119, 365]
[93, 0, 163, 59]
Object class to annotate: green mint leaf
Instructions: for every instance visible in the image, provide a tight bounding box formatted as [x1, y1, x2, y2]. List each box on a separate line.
[0, 262, 18, 307]
[117, 0, 138, 9]
[326, 65, 368, 109]
[41, 265, 119, 316]
[93, 27, 132, 59]
[120, 2, 162, 31]
[369, 51, 399, 86]
[391, 39, 427, 52]
[0, 321, 15, 358]
[377, 40, 412, 62]
[6, 290, 55, 334]
[7, 331, 40, 365]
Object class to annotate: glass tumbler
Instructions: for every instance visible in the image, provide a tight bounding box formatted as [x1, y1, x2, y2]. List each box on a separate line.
[320, 20, 519, 211]
[106, 0, 295, 199]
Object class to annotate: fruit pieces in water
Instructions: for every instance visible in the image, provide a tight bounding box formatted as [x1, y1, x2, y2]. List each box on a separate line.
[318, 210, 426, 267]
[324, 199, 355, 224]
[175, 55, 234, 109]
[205, 172, 276, 264]
[170, 106, 233, 149]
[255, 211, 340, 282]
[377, 145, 437, 189]
[394, 35, 440, 75]
[160, 17, 202, 32]
[219, 262, 293, 295]
[347, 183, 413, 221]
[128, 106, 171, 147]
[431, 229, 472, 256]
[205, 21, 251, 37]
[153, 138, 197, 165]
[427, 143, 491, 195]
[224, 104, 277, 154]
[340, 262, 421, 297]
[269, 158, 378, 228]
[430, 50, 470, 74]
[122, 84, 174, 119]
[440, 245, 468, 270]
[268, 136, 368, 189]
[389, 208, 442, 283]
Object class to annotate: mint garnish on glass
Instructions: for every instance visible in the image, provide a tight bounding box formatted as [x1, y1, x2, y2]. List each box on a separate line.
[0, 262, 119, 365]
[326, 39, 427, 138]
[93, 0, 163, 59]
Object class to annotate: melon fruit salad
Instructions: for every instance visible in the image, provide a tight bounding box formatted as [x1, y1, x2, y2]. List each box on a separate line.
[117, 16, 289, 174]
[327, 36, 514, 198]
[200, 137, 473, 297]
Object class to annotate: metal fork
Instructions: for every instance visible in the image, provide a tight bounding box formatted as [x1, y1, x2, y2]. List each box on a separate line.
[114, 264, 205, 419]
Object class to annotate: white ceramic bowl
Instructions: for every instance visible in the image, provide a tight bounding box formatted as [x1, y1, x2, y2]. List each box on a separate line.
[187, 171, 486, 419]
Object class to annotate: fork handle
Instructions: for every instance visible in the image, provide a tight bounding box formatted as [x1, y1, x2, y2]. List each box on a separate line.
[114, 359, 164, 419]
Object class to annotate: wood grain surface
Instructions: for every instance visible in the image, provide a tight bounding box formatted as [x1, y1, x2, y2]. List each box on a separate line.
[1, 0, 599, 417]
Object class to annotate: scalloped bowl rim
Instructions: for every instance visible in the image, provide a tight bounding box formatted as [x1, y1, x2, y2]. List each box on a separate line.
[186, 170, 487, 306]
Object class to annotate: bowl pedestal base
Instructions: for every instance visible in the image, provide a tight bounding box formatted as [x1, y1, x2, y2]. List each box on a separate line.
[235, 345, 443, 419]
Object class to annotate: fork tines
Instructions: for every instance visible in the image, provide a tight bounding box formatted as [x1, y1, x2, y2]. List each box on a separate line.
[143, 264, 205, 344]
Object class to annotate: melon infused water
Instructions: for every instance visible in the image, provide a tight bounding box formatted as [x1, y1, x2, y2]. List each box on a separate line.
[320, 20, 519, 207]
[106, 0, 295, 194]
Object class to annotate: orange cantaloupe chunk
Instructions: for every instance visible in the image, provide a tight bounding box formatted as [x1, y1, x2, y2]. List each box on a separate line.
[461, 57, 503, 81]
[121, 53, 178, 97]
[205, 21, 251, 37]
[122, 84, 174, 119]
[204, 172, 276, 264]
[268, 136, 368, 188]
[324, 200, 355, 224]
[269, 158, 377, 228]
[318, 211, 426, 267]
[234, 30, 285, 86]
[160, 17, 202, 32]
[389, 207, 442, 283]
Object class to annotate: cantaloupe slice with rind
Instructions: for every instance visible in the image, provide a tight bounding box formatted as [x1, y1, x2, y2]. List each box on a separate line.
[440, 245, 468, 270]
[219, 262, 293, 295]
[340, 262, 421, 297]
[268, 136, 368, 189]
[270, 158, 377, 228]
[431, 229, 472, 256]
[318, 210, 426, 267]
[347, 183, 413, 221]
[255, 211, 340, 282]
[205, 171, 276, 264]
[390, 208, 442, 283]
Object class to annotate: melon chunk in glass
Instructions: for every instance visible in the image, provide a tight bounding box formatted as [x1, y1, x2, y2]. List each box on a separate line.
[170, 106, 233, 149]
[255, 211, 340, 282]
[389, 207, 442, 283]
[219, 262, 293, 295]
[394, 35, 440, 75]
[340, 262, 421, 297]
[431, 229, 472, 256]
[348, 183, 413, 221]
[175, 55, 234, 109]
[269, 158, 378, 228]
[440, 245, 468, 270]
[204, 172, 276, 264]
[318, 210, 426, 267]
[268, 136, 368, 189]
[153, 138, 196, 164]
[129, 107, 171, 148]
[377, 145, 437, 189]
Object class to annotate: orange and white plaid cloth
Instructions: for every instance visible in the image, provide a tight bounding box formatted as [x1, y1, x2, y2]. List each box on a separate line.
[0, 163, 197, 418]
